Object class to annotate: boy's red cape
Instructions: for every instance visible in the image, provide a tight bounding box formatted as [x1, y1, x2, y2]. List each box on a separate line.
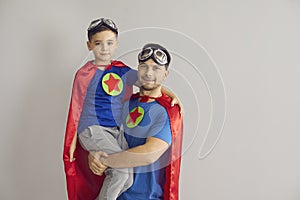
[63, 61, 183, 200]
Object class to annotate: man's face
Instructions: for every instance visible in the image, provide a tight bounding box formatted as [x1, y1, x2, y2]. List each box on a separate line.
[87, 30, 118, 64]
[138, 59, 169, 91]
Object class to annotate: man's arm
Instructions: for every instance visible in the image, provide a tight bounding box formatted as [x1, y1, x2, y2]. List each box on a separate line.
[88, 137, 169, 174]
[104, 137, 169, 168]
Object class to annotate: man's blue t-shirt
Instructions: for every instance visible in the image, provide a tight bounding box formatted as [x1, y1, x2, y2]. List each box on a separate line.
[77, 64, 137, 133]
[117, 98, 172, 200]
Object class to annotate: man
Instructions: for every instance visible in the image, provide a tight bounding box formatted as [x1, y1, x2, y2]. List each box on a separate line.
[89, 43, 183, 200]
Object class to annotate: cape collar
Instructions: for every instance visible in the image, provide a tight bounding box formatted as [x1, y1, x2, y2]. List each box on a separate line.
[89, 60, 126, 70]
[131, 93, 161, 102]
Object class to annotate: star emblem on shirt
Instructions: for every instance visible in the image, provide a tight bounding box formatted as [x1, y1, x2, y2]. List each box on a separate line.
[102, 73, 123, 96]
[104, 73, 120, 92]
[126, 106, 144, 128]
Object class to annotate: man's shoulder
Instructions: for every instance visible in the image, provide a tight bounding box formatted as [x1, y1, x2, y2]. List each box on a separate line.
[148, 102, 169, 117]
[128, 93, 180, 117]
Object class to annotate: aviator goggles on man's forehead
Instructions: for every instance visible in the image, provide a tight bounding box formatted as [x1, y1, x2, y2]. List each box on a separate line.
[87, 18, 118, 33]
[138, 47, 168, 65]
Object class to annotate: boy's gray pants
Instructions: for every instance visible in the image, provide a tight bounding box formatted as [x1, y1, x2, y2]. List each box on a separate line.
[78, 125, 133, 200]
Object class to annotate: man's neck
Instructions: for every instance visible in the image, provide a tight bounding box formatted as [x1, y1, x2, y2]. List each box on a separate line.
[140, 86, 162, 99]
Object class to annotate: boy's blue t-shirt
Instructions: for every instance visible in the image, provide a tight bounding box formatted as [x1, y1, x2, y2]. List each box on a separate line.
[117, 99, 172, 200]
[77, 64, 137, 133]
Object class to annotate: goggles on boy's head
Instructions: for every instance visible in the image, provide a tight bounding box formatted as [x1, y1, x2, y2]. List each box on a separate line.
[138, 47, 169, 65]
[87, 18, 118, 33]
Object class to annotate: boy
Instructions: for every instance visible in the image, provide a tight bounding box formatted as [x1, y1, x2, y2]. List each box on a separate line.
[63, 18, 181, 200]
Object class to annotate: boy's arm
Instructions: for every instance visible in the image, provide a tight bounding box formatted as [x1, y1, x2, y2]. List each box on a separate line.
[88, 137, 169, 173]
[130, 68, 182, 113]
[133, 79, 183, 114]
[133, 79, 142, 88]
[69, 132, 77, 162]
[161, 87, 184, 114]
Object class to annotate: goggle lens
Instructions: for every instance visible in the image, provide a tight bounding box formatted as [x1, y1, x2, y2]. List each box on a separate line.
[88, 18, 118, 32]
[154, 49, 167, 64]
[138, 47, 168, 65]
[139, 48, 153, 60]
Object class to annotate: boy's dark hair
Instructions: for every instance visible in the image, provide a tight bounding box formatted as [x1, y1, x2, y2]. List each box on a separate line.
[87, 18, 118, 41]
[88, 26, 118, 41]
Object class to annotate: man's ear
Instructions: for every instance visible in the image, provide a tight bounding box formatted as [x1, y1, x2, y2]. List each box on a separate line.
[164, 70, 169, 80]
[87, 41, 92, 51]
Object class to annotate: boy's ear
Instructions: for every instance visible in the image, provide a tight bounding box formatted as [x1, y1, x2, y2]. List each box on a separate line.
[86, 41, 92, 51]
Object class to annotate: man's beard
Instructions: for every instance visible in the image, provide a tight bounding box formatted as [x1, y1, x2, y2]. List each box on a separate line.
[141, 84, 160, 91]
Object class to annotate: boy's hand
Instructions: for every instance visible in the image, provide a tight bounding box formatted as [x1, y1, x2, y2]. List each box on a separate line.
[69, 133, 77, 162]
[171, 97, 184, 115]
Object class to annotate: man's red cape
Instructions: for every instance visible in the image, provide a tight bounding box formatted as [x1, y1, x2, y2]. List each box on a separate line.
[63, 61, 183, 200]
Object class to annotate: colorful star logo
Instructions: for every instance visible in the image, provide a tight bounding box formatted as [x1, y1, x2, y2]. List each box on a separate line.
[126, 106, 144, 128]
[102, 73, 123, 96]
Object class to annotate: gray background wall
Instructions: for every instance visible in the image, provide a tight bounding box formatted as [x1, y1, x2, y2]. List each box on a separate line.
[1, 0, 300, 199]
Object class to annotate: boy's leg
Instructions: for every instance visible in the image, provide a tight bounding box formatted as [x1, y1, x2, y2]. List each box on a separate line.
[78, 125, 133, 200]
[116, 126, 129, 150]
[78, 125, 122, 153]
[97, 168, 133, 200]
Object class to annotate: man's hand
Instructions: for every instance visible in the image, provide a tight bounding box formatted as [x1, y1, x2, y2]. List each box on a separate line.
[88, 151, 108, 176]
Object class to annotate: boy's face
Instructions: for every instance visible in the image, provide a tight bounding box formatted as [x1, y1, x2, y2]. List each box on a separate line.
[87, 30, 118, 65]
[138, 59, 169, 91]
